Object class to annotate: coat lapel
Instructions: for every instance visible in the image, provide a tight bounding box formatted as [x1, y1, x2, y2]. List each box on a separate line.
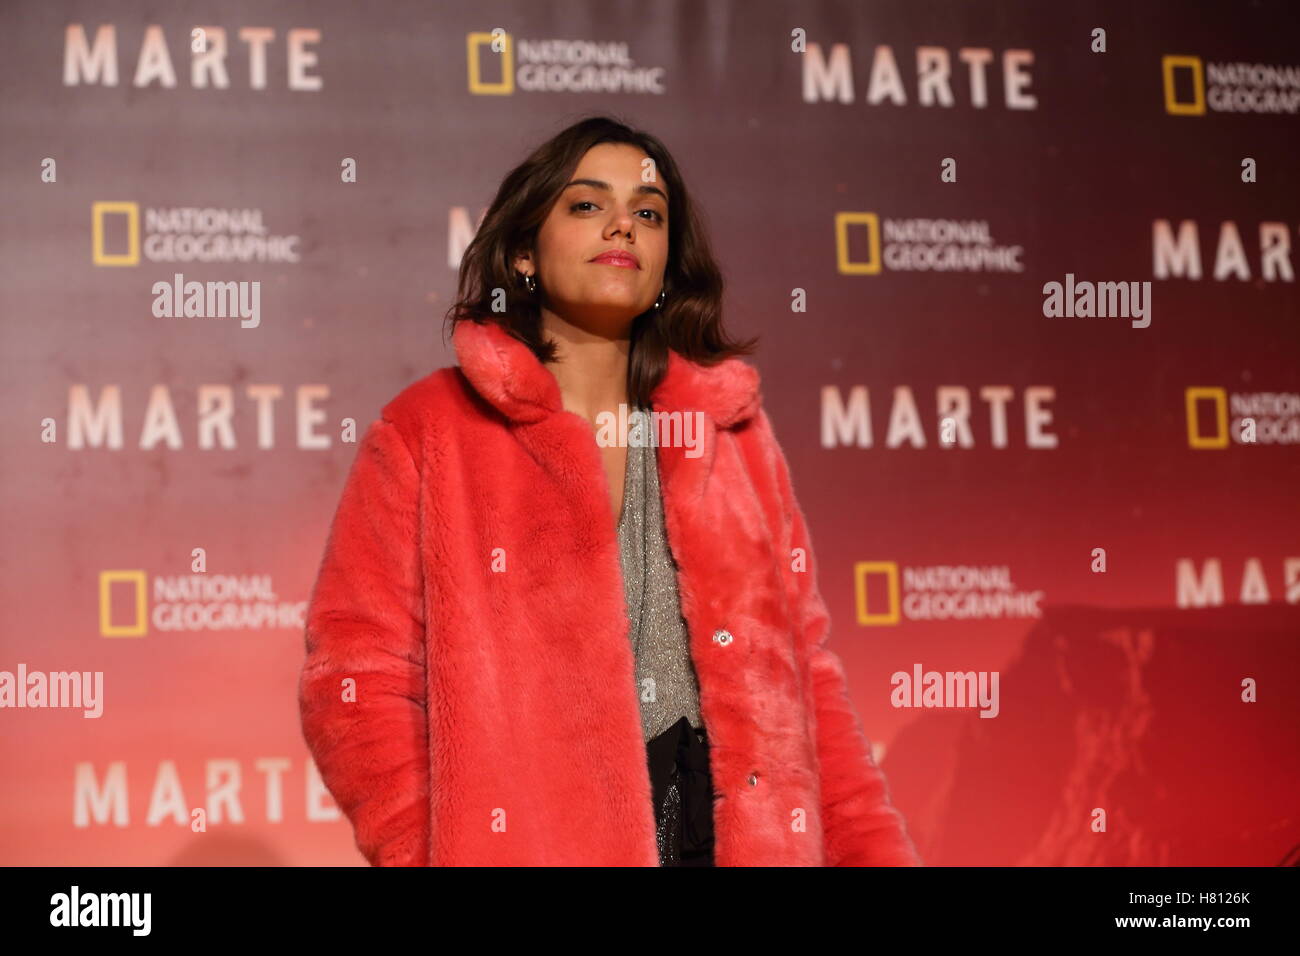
[452, 318, 760, 497]
[452, 318, 760, 429]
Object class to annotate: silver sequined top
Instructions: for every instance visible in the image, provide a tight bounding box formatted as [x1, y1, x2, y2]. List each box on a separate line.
[616, 407, 704, 742]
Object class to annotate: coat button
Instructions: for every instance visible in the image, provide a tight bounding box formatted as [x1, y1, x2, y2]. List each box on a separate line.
[747, 772, 759, 787]
[713, 629, 734, 646]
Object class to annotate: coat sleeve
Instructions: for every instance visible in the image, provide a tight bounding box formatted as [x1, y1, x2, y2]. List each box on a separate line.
[299, 415, 430, 866]
[752, 408, 921, 866]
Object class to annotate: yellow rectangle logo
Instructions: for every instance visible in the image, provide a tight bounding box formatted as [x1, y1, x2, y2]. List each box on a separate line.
[1185, 386, 1228, 448]
[1162, 55, 1205, 116]
[100, 570, 148, 636]
[468, 31, 513, 95]
[854, 560, 900, 625]
[835, 212, 881, 275]
[92, 201, 140, 266]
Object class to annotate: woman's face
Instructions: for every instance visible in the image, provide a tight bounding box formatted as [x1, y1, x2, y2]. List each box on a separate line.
[517, 142, 670, 337]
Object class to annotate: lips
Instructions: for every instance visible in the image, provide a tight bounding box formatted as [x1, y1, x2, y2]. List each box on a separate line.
[590, 250, 639, 269]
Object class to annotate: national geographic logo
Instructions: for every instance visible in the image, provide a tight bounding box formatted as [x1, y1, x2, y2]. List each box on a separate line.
[1162, 54, 1300, 116]
[853, 562, 1044, 626]
[467, 31, 666, 95]
[1185, 387, 1300, 448]
[835, 213, 1024, 275]
[98, 572, 306, 636]
[91, 203, 301, 267]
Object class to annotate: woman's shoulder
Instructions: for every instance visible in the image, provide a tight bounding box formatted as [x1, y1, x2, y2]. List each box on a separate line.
[658, 349, 763, 431]
[724, 390, 804, 504]
[372, 363, 489, 447]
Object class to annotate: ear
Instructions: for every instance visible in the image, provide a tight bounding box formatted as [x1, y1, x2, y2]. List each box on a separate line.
[511, 249, 533, 275]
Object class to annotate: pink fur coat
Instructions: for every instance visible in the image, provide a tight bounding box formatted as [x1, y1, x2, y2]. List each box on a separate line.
[298, 318, 920, 866]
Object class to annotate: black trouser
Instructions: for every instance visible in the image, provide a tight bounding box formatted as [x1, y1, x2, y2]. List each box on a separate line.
[646, 715, 715, 866]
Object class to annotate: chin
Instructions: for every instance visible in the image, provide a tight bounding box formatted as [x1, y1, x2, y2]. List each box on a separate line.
[583, 293, 647, 317]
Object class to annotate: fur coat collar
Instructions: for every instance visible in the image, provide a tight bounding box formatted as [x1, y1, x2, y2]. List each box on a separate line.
[453, 317, 762, 427]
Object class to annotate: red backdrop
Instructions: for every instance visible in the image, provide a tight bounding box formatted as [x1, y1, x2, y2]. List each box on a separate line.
[2, 0, 1297, 865]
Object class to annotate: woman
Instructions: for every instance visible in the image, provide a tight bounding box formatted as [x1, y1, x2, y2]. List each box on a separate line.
[298, 115, 920, 867]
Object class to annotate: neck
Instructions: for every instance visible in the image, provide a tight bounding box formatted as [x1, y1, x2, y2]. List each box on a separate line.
[541, 309, 632, 425]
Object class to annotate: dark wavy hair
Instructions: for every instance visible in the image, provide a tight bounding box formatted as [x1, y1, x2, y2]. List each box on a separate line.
[444, 114, 756, 408]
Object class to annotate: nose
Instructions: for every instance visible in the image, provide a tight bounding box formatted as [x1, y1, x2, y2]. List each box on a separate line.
[605, 206, 636, 240]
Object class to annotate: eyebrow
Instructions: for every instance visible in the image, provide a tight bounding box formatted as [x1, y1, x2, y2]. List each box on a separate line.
[564, 178, 668, 204]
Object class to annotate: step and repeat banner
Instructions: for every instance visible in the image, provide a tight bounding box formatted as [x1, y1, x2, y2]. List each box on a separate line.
[2, 1, 1297, 866]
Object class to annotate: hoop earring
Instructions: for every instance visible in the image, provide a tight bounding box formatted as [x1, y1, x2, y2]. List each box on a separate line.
[522, 272, 537, 294]
[653, 288, 666, 310]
